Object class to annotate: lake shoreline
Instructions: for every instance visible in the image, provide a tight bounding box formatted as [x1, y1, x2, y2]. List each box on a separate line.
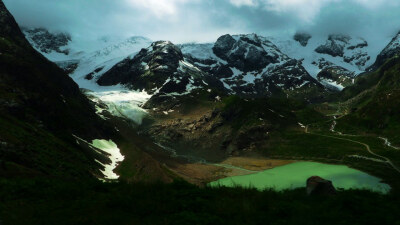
[209, 161, 391, 194]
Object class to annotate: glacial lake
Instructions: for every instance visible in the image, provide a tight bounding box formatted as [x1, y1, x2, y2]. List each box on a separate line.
[209, 162, 391, 194]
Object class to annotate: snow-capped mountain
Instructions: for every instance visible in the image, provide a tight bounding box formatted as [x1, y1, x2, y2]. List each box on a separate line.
[97, 41, 224, 96]
[69, 36, 152, 89]
[269, 33, 376, 90]
[22, 27, 400, 105]
[22, 27, 154, 124]
[22, 27, 152, 84]
[180, 34, 325, 98]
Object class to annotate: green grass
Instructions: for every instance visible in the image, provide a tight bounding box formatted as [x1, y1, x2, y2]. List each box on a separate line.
[266, 131, 362, 160]
[220, 95, 323, 131]
[335, 57, 400, 145]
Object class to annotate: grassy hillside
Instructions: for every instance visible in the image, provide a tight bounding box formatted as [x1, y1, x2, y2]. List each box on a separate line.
[337, 56, 400, 145]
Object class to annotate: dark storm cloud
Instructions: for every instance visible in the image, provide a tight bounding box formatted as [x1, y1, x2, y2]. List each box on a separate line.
[2, 0, 400, 43]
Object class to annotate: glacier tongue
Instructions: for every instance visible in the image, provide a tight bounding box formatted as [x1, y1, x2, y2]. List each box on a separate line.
[86, 88, 152, 125]
[53, 34, 154, 125]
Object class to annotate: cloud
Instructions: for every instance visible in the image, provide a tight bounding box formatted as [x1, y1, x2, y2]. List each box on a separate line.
[2, 0, 400, 44]
[262, 0, 338, 22]
[229, 0, 258, 7]
[353, 0, 400, 9]
[123, 0, 193, 16]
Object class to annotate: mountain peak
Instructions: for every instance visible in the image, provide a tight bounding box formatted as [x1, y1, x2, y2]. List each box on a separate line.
[97, 40, 185, 89]
[213, 33, 279, 72]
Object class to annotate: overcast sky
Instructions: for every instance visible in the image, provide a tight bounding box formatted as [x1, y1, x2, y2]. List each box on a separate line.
[3, 0, 400, 43]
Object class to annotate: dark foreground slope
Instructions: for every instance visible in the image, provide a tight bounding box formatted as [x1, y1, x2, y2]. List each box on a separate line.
[1, 179, 400, 225]
[0, 1, 174, 182]
[0, 0, 113, 178]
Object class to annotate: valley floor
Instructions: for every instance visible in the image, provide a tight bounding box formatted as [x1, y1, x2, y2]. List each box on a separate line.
[168, 157, 295, 186]
[147, 111, 400, 192]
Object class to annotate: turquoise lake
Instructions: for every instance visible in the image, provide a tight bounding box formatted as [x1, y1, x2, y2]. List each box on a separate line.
[209, 162, 390, 194]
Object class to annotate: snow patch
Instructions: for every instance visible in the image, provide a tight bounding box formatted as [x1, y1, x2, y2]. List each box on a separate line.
[379, 137, 400, 150]
[320, 79, 345, 91]
[92, 139, 124, 180]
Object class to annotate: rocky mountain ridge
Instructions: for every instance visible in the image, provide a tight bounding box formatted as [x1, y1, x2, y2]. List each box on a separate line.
[21, 27, 400, 97]
[181, 34, 325, 99]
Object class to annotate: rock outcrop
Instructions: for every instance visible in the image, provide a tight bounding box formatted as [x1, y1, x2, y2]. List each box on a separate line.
[22, 27, 71, 55]
[97, 41, 184, 89]
[315, 34, 352, 57]
[315, 34, 369, 68]
[314, 58, 355, 90]
[213, 34, 278, 72]
[306, 176, 337, 195]
[294, 32, 312, 47]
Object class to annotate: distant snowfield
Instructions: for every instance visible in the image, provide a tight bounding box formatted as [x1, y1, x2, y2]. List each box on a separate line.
[92, 139, 124, 180]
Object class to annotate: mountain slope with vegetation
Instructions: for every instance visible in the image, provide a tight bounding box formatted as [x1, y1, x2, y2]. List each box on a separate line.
[337, 56, 400, 145]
